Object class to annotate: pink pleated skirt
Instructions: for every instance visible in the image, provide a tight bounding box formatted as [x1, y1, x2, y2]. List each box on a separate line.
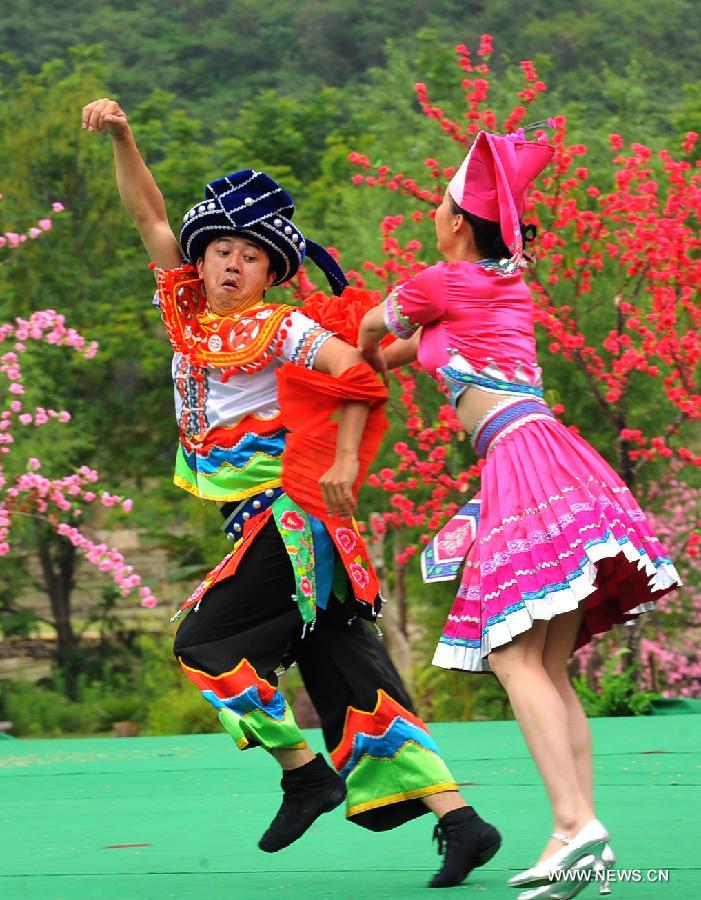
[433, 409, 681, 673]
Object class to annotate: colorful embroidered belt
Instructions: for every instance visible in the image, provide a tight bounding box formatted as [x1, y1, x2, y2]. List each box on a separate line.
[177, 493, 379, 626]
[221, 490, 337, 616]
[220, 487, 284, 538]
[472, 397, 555, 458]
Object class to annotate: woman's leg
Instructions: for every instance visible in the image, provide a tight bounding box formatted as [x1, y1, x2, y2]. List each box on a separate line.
[488, 618, 594, 862]
[542, 607, 594, 810]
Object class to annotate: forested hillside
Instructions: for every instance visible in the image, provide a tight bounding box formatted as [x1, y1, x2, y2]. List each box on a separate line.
[1, 0, 700, 125]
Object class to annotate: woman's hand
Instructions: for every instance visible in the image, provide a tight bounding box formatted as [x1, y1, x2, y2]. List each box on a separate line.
[319, 451, 359, 519]
[359, 344, 389, 385]
[82, 98, 130, 137]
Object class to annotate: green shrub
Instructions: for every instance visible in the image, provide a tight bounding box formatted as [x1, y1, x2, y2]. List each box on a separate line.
[573, 649, 661, 717]
[1, 680, 100, 737]
[412, 665, 513, 722]
[145, 686, 222, 735]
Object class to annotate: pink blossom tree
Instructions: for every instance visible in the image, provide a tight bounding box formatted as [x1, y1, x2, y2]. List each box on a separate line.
[288, 37, 700, 705]
[1, 195, 156, 675]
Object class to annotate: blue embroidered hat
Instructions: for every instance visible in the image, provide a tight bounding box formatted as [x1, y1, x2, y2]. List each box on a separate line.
[180, 169, 348, 296]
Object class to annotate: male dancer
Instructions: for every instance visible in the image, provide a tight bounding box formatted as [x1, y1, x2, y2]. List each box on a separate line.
[82, 97, 501, 888]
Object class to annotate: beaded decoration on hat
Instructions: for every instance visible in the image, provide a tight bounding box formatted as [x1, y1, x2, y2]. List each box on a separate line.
[448, 122, 555, 275]
[180, 169, 348, 296]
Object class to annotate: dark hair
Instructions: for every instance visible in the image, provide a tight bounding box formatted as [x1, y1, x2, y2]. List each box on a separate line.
[449, 196, 537, 260]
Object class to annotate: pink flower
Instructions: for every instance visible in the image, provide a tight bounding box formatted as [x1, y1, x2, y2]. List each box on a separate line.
[122, 499, 133, 513]
[139, 586, 158, 608]
[335, 526, 357, 554]
[300, 576, 313, 597]
[350, 563, 370, 589]
[279, 509, 306, 531]
[52, 202, 65, 212]
[38, 219, 52, 231]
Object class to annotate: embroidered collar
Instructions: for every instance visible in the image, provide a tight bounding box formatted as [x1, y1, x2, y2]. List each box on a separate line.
[476, 256, 528, 276]
[157, 265, 295, 378]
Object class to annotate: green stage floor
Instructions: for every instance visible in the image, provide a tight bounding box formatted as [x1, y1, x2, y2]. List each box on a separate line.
[1, 715, 698, 900]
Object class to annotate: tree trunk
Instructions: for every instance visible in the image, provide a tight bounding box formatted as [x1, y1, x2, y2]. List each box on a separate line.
[368, 522, 413, 687]
[35, 527, 79, 694]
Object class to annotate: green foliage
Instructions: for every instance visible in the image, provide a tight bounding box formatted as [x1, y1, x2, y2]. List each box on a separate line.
[145, 685, 221, 735]
[573, 649, 661, 717]
[3, 0, 699, 129]
[1, 676, 101, 737]
[413, 664, 513, 723]
[0, 632, 306, 737]
[137, 634, 220, 735]
[0, 634, 209, 737]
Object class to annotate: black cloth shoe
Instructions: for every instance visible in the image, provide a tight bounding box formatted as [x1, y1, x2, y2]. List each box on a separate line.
[258, 753, 347, 853]
[429, 806, 502, 888]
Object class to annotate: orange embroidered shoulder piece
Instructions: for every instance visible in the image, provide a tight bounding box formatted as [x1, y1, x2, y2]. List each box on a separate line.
[157, 265, 296, 376]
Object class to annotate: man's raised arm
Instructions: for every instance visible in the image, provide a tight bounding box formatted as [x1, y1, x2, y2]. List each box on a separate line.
[82, 98, 182, 269]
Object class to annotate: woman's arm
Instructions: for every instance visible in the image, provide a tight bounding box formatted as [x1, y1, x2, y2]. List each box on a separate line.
[358, 303, 389, 354]
[358, 301, 421, 374]
[82, 98, 181, 269]
[382, 330, 420, 369]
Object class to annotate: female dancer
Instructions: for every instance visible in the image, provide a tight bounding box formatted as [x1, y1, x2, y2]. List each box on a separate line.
[358, 128, 681, 898]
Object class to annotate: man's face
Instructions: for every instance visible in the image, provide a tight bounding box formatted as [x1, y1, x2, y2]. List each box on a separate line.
[197, 236, 276, 315]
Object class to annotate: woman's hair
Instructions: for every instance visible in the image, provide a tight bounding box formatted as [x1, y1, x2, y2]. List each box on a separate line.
[449, 196, 537, 259]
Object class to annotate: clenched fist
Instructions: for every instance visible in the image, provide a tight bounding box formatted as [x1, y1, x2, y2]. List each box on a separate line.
[82, 98, 129, 136]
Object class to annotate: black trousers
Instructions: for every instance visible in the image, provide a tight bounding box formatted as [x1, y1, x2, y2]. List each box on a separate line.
[174, 518, 456, 830]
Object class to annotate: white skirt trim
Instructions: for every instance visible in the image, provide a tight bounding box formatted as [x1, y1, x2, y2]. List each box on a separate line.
[432, 534, 681, 673]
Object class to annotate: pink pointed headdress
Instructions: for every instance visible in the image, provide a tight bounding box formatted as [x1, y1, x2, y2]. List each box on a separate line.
[448, 127, 554, 273]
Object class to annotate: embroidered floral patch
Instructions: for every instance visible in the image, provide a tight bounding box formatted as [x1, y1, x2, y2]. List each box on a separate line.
[279, 509, 306, 531]
[350, 563, 370, 588]
[335, 527, 357, 554]
[272, 496, 317, 623]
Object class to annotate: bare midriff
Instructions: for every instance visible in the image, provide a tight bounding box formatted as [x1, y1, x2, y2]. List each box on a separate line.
[454, 386, 520, 438]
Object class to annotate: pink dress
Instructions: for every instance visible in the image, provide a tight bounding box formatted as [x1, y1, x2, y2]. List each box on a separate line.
[384, 260, 681, 672]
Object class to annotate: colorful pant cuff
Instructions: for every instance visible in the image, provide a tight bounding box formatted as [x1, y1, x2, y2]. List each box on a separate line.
[331, 690, 457, 819]
[180, 657, 307, 752]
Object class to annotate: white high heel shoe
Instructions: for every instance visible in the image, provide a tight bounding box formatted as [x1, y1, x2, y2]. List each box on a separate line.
[596, 844, 615, 896]
[508, 819, 610, 888]
[515, 842, 616, 900]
